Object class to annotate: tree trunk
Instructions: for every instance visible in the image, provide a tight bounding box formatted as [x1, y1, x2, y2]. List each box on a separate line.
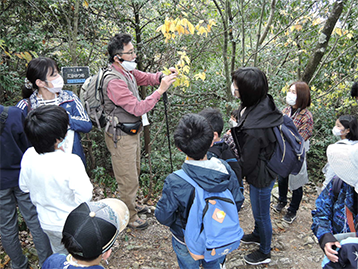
[301, 1, 345, 84]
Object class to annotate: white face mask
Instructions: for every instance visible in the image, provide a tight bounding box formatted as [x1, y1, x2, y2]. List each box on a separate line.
[231, 83, 239, 99]
[332, 126, 342, 136]
[229, 119, 238, 128]
[57, 136, 66, 150]
[45, 76, 64, 93]
[286, 92, 297, 106]
[120, 59, 137, 72]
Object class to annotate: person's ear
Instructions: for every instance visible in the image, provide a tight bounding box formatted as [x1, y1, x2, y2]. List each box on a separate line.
[35, 79, 46, 88]
[102, 249, 112, 260]
[213, 131, 219, 141]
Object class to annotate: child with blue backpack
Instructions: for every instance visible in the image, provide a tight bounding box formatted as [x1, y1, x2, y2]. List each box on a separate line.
[155, 113, 244, 269]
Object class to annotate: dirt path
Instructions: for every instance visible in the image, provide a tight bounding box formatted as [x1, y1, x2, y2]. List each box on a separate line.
[107, 182, 323, 269]
[0, 183, 324, 269]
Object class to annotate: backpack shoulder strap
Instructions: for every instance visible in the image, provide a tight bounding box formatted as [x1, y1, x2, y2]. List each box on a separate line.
[0, 106, 9, 136]
[174, 169, 199, 189]
[332, 176, 343, 202]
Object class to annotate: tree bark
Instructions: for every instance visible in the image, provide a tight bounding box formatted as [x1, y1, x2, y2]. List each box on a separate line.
[301, 0, 345, 84]
[259, 0, 276, 45]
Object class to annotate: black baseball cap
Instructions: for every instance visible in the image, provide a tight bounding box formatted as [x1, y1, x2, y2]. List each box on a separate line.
[62, 198, 129, 259]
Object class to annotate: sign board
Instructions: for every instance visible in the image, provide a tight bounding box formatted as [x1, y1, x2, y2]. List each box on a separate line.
[61, 66, 90, 85]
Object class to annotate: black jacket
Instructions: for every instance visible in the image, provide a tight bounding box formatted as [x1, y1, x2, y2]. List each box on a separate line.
[232, 95, 283, 188]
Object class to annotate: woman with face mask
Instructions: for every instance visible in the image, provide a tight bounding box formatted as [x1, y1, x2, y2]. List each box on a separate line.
[272, 81, 313, 224]
[16, 57, 92, 166]
[322, 115, 358, 189]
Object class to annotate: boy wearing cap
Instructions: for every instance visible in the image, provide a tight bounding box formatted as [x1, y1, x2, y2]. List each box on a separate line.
[19, 105, 93, 254]
[42, 198, 129, 268]
[155, 113, 244, 269]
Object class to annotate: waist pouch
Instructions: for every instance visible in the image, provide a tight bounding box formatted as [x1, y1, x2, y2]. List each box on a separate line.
[117, 121, 142, 135]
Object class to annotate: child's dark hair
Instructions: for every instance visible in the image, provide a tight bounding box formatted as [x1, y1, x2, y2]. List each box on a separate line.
[108, 33, 133, 63]
[24, 105, 69, 154]
[351, 82, 358, 98]
[22, 57, 59, 98]
[62, 233, 98, 262]
[198, 108, 224, 136]
[338, 115, 358, 140]
[174, 114, 213, 160]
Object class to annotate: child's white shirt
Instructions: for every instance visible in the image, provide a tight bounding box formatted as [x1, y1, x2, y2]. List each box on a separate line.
[19, 147, 93, 232]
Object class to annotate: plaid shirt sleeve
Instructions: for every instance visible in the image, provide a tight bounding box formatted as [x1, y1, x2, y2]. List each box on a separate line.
[282, 107, 313, 141]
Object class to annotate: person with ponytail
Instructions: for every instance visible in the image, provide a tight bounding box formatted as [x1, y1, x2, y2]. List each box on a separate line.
[17, 57, 92, 166]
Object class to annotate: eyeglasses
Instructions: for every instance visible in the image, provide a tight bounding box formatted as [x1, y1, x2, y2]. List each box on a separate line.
[120, 49, 136, 56]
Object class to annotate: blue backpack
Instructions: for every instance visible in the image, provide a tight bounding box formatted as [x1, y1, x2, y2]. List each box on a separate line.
[267, 114, 305, 178]
[174, 169, 244, 262]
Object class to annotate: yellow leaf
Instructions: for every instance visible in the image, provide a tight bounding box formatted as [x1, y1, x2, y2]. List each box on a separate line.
[208, 19, 216, 26]
[83, 0, 89, 8]
[188, 22, 195, 35]
[294, 24, 302, 31]
[173, 79, 180, 87]
[198, 26, 207, 36]
[164, 18, 171, 32]
[183, 65, 190, 74]
[176, 25, 185, 35]
[335, 28, 342, 36]
[161, 67, 171, 75]
[23, 52, 32, 62]
[183, 56, 190, 65]
[312, 18, 321, 26]
[181, 18, 188, 27]
[178, 60, 185, 68]
[169, 21, 176, 32]
[347, 33, 353, 39]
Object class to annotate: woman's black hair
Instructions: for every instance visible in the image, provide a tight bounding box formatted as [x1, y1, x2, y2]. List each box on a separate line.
[338, 115, 358, 141]
[351, 81, 358, 98]
[22, 57, 58, 98]
[231, 67, 268, 108]
[289, 81, 311, 109]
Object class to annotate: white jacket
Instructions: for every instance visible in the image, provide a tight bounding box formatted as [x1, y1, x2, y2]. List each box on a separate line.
[19, 147, 93, 232]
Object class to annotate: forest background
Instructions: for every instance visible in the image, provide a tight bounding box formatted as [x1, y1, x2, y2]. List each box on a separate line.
[1, 0, 358, 200]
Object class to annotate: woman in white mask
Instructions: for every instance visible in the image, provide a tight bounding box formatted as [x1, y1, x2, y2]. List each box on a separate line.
[273, 81, 313, 224]
[322, 115, 358, 189]
[16, 57, 92, 166]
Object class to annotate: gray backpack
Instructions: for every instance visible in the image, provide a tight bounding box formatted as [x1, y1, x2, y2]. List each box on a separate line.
[80, 68, 119, 129]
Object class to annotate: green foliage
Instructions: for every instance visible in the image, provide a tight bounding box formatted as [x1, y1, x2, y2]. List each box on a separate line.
[1, 0, 358, 194]
[91, 166, 117, 196]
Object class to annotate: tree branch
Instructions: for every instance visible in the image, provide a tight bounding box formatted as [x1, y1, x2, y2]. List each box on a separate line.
[302, 0, 345, 83]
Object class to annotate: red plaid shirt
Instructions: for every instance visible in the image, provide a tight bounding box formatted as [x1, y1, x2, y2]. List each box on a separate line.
[282, 106, 313, 141]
